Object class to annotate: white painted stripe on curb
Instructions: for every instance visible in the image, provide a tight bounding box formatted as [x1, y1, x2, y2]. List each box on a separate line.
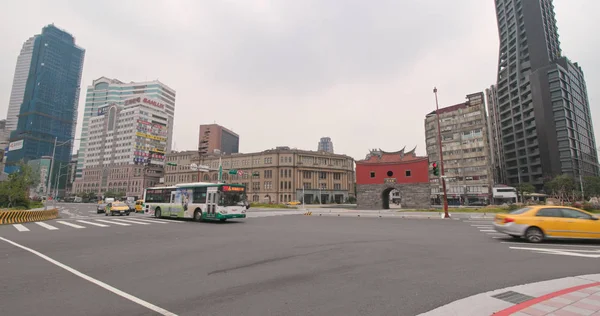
[13, 224, 29, 232]
[56, 221, 86, 229]
[95, 219, 130, 226]
[0, 236, 177, 316]
[35, 222, 59, 230]
[479, 230, 496, 232]
[111, 219, 150, 225]
[76, 220, 109, 227]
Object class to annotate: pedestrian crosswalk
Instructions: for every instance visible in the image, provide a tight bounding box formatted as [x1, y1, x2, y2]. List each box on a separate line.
[463, 218, 509, 239]
[3, 217, 180, 232]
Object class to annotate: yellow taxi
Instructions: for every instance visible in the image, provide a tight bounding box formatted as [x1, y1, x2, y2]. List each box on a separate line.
[494, 205, 600, 243]
[134, 200, 144, 213]
[286, 201, 301, 206]
[105, 201, 131, 216]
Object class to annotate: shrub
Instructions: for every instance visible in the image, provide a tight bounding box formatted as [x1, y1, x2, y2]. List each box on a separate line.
[507, 204, 519, 211]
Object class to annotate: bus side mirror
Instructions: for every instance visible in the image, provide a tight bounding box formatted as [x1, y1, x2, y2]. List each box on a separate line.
[246, 203, 250, 210]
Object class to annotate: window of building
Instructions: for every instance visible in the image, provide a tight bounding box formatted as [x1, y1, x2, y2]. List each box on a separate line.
[303, 183, 311, 189]
[264, 170, 272, 178]
[252, 182, 260, 191]
[370, 172, 375, 178]
[264, 181, 272, 190]
[334, 183, 341, 190]
[264, 157, 272, 164]
[333, 173, 341, 180]
[303, 171, 311, 179]
[405, 170, 411, 177]
[319, 172, 327, 179]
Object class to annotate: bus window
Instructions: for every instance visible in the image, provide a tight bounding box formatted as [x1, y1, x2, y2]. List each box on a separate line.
[193, 187, 207, 203]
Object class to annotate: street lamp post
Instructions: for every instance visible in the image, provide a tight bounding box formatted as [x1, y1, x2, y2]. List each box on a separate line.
[45, 137, 78, 210]
[434, 87, 450, 218]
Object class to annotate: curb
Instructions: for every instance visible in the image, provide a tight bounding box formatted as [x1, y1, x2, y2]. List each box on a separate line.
[0, 209, 59, 225]
[417, 274, 600, 316]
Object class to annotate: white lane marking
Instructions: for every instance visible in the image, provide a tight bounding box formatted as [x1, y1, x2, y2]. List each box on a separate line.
[464, 220, 493, 223]
[480, 230, 496, 232]
[35, 222, 59, 230]
[76, 220, 109, 227]
[0, 236, 177, 316]
[95, 219, 130, 226]
[501, 242, 600, 248]
[13, 224, 30, 232]
[471, 224, 492, 227]
[56, 221, 86, 229]
[132, 218, 168, 224]
[140, 218, 182, 223]
[111, 219, 150, 225]
[509, 246, 600, 258]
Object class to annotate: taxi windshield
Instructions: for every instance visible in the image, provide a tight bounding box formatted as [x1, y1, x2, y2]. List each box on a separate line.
[112, 202, 126, 207]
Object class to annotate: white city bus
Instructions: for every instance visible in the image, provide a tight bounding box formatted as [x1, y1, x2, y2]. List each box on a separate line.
[143, 182, 248, 221]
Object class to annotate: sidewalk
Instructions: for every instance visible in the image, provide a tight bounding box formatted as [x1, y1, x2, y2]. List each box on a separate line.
[419, 274, 600, 316]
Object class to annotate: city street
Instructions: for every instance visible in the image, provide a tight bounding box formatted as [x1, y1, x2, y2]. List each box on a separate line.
[1, 203, 599, 316]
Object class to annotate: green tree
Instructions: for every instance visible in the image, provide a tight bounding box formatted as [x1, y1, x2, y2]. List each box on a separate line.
[0, 162, 35, 208]
[545, 174, 575, 202]
[583, 176, 600, 198]
[515, 183, 535, 203]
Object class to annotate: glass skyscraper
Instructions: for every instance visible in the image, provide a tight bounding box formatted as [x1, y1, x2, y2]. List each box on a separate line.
[489, 0, 598, 189]
[6, 25, 85, 182]
[76, 77, 176, 178]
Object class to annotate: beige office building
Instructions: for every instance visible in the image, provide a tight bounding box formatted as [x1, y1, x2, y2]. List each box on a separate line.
[424, 92, 494, 205]
[164, 147, 355, 204]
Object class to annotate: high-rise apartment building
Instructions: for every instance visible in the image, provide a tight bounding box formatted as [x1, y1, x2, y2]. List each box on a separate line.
[6, 25, 85, 188]
[318, 137, 334, 153]
[198, 124, 239, 155]
[490, 0, 599, 188]
[425, 93, 493, 205]
[76, 77, 176, 178]
[72, 96, 168, 198]
[4, 37, 36, 137]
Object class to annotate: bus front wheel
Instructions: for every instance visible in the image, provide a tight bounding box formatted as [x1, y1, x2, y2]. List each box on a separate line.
[194, 209, 202, 222]
[155, 208, 162, 218]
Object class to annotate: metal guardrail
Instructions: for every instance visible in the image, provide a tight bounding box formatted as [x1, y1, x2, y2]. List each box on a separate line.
[0, 209, 59, 225]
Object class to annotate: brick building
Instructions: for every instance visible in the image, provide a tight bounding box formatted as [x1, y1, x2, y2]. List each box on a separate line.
[356, 148, 430, 209]
[164, 147, 355, 204]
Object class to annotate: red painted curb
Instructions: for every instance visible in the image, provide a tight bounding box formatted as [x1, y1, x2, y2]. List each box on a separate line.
[493, 281, 600, 315]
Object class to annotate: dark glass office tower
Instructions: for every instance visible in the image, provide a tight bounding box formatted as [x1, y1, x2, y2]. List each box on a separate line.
[490, 0, 598, 189]
[6, 24, 85, 187]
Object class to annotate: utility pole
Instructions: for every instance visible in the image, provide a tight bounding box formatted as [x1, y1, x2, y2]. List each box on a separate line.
[45, 137, 58, 210]
[434, 87, 449, 218]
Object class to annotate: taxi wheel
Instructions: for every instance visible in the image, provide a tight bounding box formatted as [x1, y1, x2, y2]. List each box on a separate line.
[525, 227, 544, 243]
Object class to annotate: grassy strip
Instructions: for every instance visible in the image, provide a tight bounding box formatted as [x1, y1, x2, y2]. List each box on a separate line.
[0, 201, 45, 211]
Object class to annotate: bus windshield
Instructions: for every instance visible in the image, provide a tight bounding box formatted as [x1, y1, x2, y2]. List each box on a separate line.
[219, 191, 245, 207]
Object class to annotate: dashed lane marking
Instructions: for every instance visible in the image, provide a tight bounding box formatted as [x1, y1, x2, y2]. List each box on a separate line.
[133, 218, 168, 224]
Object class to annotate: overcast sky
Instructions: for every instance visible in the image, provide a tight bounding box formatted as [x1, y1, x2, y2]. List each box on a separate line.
[1, 0, 599, 161]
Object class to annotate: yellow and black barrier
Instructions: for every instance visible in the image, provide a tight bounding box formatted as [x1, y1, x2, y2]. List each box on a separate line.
[303, 211, 312, 216]
[0, 209, 59, 225]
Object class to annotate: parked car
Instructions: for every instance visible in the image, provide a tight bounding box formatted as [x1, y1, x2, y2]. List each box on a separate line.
[494, 206, 600, 243]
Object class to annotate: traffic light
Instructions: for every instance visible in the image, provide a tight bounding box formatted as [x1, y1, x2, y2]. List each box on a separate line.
[432, 162, 439, 176]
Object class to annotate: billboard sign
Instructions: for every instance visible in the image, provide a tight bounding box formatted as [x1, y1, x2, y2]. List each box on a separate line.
[8, 140, 24, 151]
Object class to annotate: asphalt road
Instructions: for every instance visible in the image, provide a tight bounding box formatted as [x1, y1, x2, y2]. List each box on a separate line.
[1, 203, 599, 316]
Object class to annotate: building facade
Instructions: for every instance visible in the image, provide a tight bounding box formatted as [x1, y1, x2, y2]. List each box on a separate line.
[4, 36, 36, 137]
[76, 77, 176, 178]
[72, 97, 168, 198]
[355, 148, 430, 210]
[198, 124, 239, 155]
[164, 147, 355, 204]
[318, 137, 334, 153]
[425, 93, 494, 205]
[6, 25, 85, 181]
[490, 0, 599, 189]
